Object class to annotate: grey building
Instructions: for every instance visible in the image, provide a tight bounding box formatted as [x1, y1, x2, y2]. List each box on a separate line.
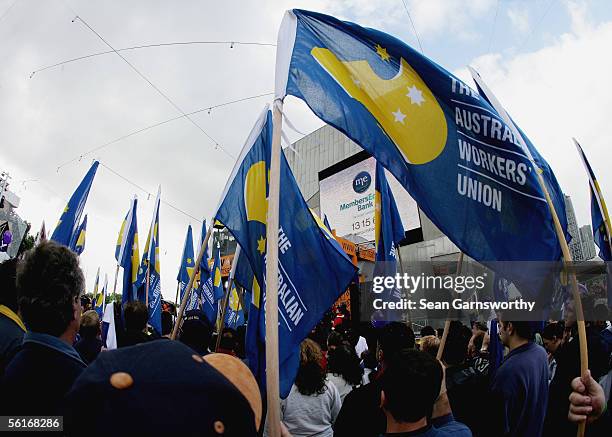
[579, 224, 596, 260]
[565, 195, 585, 261]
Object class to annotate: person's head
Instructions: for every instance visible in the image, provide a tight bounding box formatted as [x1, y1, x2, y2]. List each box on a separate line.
[123, 301, 148, 332]
[179, 310, 213, 355]
[0, 257, 19, 312]
[468, 331, 485, 358]
[362, 349, 377, 370]
[380, 349, 443, 426]
[497, 319, 534, 349]
[295, 338, 326, 396]
[220, 328, 237, 352]
[327, 330, 346, 352]
[161, 311, 173, 336]
[377, 322, 415, 367]
[593, 304, 610, 330]
[327, 343, 363, 386]
[442, 321, 470, 366]
[80, 296, 91, 313]
[17, 241, 84, 340]
[419, 335, 440, 358]
[542, 322, 565, 355]
[420, 325, 435, 338]
[79, 310, 100, 339]
[472, 321, 487, 335]
[563, 284, 592, 327]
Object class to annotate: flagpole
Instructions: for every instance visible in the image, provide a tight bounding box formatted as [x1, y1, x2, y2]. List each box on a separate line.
[174, 282, 180, 309]
[436, 252, 464, 361]
[145, 264, 150, 309]
[171, 222, 213, 340]
[395, 244, 411, 325]
[215, 245, 241, 351]
[470, 68, 589, 437]
[263, 99, 283, 437]
[112, 264, 120, 302]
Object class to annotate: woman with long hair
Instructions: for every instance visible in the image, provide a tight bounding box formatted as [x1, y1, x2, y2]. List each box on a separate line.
[326, 343, 363, 402]
[280, 339, 341, 437]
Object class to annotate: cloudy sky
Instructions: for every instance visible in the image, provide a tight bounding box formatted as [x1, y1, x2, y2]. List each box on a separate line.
[2, 0, 611, 300]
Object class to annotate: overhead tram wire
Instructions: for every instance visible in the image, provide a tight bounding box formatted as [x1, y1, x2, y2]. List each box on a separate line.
[400, 0, 424, 54]
[517, 0, 557, 52]
[29, 40, 276, 78]
[55, 91, 273, 171]
[96, 161, 200, 222]
[71, 15, 234, 159]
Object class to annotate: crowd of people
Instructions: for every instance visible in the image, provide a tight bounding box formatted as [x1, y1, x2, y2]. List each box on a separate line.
[0, 240, 611, 436]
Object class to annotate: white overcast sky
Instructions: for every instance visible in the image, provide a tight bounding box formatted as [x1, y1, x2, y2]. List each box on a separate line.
[1, 0, 611, 300]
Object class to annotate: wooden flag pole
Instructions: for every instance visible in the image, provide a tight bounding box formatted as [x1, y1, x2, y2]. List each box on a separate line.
[469, 68, 589, 437]
[171, 223, 213, 340]
[264, 99, 283, 437]
[112, 264, 120, 301]
[215, 245, 242, 351]
[436, 252, 464, 361]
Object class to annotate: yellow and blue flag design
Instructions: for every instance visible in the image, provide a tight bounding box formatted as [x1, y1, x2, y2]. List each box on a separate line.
[115, 196, 140, 306]
[137, 188, 162, 334]
[70, 214, 88, 255]
[215, 106, 357, 397]
[91, 266, 100, 309]
[575, 139, 611, 262]
[178, 224, 198, 311]
[51, 161, 98, 246]
[95, 273, 107, 317]
[224, 284, 245, 329]
[275, 10, 568, 298]
[200, 243, 223, 325]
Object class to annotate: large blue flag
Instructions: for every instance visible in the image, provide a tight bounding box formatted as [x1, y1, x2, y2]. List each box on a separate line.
[94, 273, 107, 317]
[178, 224, 198, 311]
[115, 197, 140, 306]
[70, 214, 88, 255]
[51, 161, 98, 246]
[275, 10, 567, 297]
[137, 188, 162, 334]
[214, 106, 357, 397]
[575, 139, 611, 262]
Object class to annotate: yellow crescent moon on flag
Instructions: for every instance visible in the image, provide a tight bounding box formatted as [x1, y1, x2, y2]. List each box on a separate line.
[229, 287, 240, 311]
[244, 161, 268, 225]
[311, 47, 447, 165]
[214, 267, 222, 287]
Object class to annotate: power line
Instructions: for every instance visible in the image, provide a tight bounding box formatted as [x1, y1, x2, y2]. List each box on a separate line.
[0, 0, 18, 24]
[97, 161, 200, 222]
[400, 0, 423, 54]
[72, 15, 234, 159]
[29, 40, 275, 78]
[55, 91, 272, 171]
[517, 0, 557, 52]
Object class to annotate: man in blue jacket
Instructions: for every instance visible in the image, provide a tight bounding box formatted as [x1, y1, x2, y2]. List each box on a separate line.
[2, 241, 86, 415]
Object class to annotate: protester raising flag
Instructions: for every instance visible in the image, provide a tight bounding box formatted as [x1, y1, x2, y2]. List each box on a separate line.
[200, 243, 223, 325]
[177, 224, 198, 311]
[95, 273, 107, 317]
[70, 214, 87, 255]
[115, 196, 140, 305]
[137, 187, 162, 334]
[214, 106, 357, 397]
[574, 139, 611, 262]
[51, 161, 98, 246]
[224, 284, 245, 329]
[274, 10, 567, 296]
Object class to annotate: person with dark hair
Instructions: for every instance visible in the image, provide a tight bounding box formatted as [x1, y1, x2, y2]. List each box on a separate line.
[119, 301, 151, 347]
[334, 322, 415, 437]
[544, 290, 609, 437]
[178, 310, 212, 355]
[279, 338, 341, 437]
[421, 325, 436, 338]
[0, 258, 25, 377]
[218, 327, 237, 356]
[542, 321, 565, 384]
[2, 241, 86, 415]
[490, 319, 549, 436]
[74, 310, 102, 364]
[161, 310, 173, 337]
[327, 330, 347, 352]
[380, 349, 471, 436]
[327, 344, 363, 402]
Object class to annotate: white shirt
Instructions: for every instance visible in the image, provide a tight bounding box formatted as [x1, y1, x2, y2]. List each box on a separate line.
[327, 373, 354, 403]
[355, 336, 368, 358]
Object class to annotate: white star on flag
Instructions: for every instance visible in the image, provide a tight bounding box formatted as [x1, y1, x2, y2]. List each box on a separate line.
[392, 108, 406, 124]
[406, 85, 425, 106]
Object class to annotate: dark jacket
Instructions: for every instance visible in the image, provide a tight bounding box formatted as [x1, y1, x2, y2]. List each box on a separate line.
[490, 341, 549, 437]
[74, 337, 103, 364]
[334, 378, 385, 437]
[1, 332, 86, 415]
[0, 308, 25, 377]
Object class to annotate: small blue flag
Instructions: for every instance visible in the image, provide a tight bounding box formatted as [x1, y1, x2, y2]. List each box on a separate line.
[214, 106, 357, 398]
[115, 197, 140, 306]
[224, 284, 245, 329]
[51, 161, 98, 246]
[94, 273, 107, 317]
[70, 214, 88, 255]
[137, 188, 162, 334]
[178, 225, 198, 311]
[200, 243, 223, 326]
[275, 9, 568, 298]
